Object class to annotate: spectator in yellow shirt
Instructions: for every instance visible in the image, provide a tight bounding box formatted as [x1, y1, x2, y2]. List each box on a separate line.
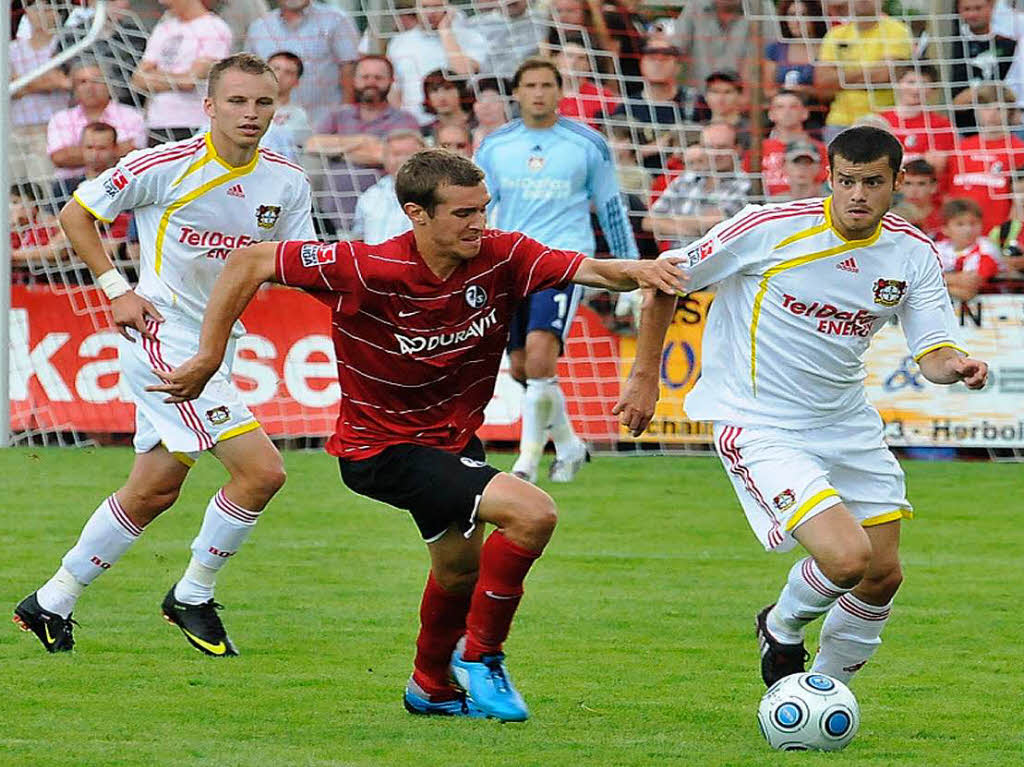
[815, 0, 912, 139]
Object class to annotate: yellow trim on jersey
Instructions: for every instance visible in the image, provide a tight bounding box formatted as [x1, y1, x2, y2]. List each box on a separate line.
[172, 138, 218, 187]
[216, 420, 261, 443]
[773, 220, 831, 251]
[71, 190, 115, 223]
[784, 489, 841, 531]
[748, 204, 883, 395]
[153, 151, 259, 275]
[913, 342, 969, 363]
[862, 509, 913, 527]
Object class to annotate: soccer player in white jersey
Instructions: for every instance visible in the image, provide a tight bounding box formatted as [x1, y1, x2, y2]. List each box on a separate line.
[614, 126, 989, 687]
[13, 54, 316, 656]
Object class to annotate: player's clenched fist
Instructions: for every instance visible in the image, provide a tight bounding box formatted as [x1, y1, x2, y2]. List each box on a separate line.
[612, 372, 660, 437]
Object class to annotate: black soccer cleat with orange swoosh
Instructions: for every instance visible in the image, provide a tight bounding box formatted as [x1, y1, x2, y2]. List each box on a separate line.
[13, 592, 77, 653]
[161, 587, 238, 657]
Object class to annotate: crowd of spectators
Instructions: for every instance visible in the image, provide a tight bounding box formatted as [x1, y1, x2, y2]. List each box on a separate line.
[8, 0, 1024, 302]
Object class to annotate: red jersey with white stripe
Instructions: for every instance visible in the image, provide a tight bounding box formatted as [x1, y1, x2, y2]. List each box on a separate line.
[276, 230, 586, 458]
[946, 133, 1024, 231]
[935, 237, 1003, 280]
[877, 111, 956, 164]
[660, 197, 963, 428]
[74, 132, 314, 335]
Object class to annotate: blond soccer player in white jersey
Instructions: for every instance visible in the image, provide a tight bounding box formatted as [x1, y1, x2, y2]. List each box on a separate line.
[614, 126, 989, 688]
[13, 54, 316, 657]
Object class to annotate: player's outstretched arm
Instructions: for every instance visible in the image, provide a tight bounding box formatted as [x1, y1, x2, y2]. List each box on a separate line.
[612, 290, 678, 437]
[147, 242, 280, 403]
[572, 256, 687, 294]
[917, 347, 989, 389]
[59, 199, 164, 342]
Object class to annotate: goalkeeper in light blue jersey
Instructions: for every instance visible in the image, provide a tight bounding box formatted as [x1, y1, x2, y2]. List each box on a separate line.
[475, 57, 639, 484]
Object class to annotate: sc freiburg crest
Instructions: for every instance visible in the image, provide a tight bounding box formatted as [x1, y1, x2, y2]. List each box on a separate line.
[872, 279, 907, 307]
[255, 204, 281, 229]
[465, 284, 488, 308]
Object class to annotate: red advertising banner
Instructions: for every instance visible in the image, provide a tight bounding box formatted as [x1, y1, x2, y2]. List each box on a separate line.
[10, 285, 623, 442]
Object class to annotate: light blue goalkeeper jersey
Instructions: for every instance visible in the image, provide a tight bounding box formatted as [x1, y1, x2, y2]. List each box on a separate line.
[475, 117, 639, 259]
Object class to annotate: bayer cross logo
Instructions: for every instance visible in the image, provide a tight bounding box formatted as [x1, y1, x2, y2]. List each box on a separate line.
[465, 284, 488, 308]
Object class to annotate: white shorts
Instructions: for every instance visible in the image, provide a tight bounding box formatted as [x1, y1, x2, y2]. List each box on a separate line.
[119, 317, 259, 465]
[712, 406, 912, 553]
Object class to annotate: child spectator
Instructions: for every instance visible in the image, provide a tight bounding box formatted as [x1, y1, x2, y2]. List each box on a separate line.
[878, 65, 956, 178]
[946, 84, 1024, 232]
[896, 159, 943, 240]
[937, 198, 1005, 300]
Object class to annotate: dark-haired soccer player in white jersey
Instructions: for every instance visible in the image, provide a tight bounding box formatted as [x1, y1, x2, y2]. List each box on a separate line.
[13, 54, 316, 657]
[150, 148, 684, 721]
[615, 126, 989, 688]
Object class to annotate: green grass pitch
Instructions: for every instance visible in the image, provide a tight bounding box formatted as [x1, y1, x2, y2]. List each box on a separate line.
[1, 447, 1021, 766]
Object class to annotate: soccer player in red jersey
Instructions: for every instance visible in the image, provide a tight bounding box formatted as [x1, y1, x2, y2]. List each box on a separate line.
[150, 149, 684, 721]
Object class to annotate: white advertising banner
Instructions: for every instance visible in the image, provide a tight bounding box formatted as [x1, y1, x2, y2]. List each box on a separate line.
[865, 295, 1024, 447]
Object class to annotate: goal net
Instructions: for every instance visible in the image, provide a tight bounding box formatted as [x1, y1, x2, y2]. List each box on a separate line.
[6, 0, 1024, 457]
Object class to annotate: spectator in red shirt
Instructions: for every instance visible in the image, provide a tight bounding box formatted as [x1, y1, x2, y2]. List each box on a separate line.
[896, 159, 944, 239]
[744, 90, 826, 197]
[946, 84, 1024, 232]
[878, 65, 955, 179]
[937, 197, 1005, 300]
[553, 33, 618, 129]
[10, 182, 67, 279]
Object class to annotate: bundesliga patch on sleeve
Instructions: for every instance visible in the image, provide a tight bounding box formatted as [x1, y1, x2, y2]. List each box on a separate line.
[684, 238, 715, 267]
[102, 169, 130, 198]
[300, 243, 336, 268]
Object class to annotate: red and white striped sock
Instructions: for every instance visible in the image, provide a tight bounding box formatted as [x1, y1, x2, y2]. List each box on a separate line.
[811, 593, 892, 683]
[39, 494, 144, 617]
[767, 557, 851, 645]
[174, 489, 261, 605]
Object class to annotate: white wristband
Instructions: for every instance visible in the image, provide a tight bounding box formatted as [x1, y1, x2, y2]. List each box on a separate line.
[97, 269, 131, 301]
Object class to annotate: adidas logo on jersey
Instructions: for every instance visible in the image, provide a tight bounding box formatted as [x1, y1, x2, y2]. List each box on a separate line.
[836, 256, 859, 273]
[226, 184, 245, 198]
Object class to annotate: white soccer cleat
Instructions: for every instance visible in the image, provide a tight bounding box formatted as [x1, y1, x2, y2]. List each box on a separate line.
[548, 440, 590, 483]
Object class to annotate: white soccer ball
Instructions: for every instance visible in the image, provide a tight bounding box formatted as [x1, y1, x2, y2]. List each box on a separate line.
[756, 672, 860, 751]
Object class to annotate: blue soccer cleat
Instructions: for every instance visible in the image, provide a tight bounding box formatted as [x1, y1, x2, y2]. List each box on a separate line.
[403, 678, 487, 718]
[450, 641, 530, 722]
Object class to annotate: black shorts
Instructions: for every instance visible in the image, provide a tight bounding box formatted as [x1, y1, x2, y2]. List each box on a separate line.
[338, 437, 501, 542]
